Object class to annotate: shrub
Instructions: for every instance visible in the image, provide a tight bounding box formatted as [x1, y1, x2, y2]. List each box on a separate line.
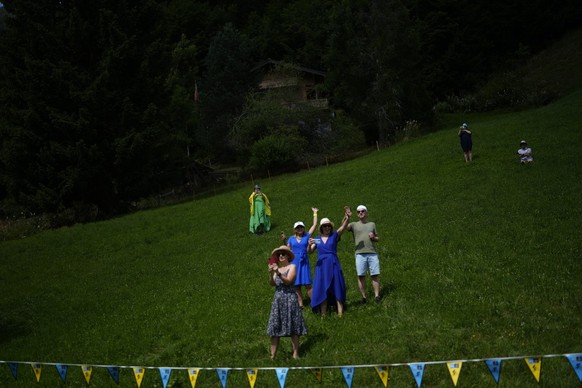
[326, 114, 366, 153]
[246, 126, 308, 172]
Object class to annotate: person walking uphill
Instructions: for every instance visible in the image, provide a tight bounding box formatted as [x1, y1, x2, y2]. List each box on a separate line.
[347, 205, 381, 304]
[249, 184, 271, 234]
[458, 123, 473, 163]
[267, 245, 307, 360]
[309, 207, 351, 318]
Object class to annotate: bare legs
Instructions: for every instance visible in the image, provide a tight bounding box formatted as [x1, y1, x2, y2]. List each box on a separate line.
[291, 335, 299, 359]
[372, 275, 380, 298]
[358, 275, 381, 301]
[464, 151, 472, 162]
[357, 276, 367, 299]
[295, 285, 312, 308]
[271, 336, 300, 360]
[319, 299, 343, 318]
[270, 337, 279, 359]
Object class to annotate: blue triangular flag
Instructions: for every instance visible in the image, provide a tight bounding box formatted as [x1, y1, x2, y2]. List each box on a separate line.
[159, 368, 172, 388]
[107, 366, 120, 384]
[341, 367, 355, 388]
[216, 368, 229, 388]
[55, 364, 68, 383]
[485, 359, 502, 384]
[566, 354, 582, 382]
[276, 368, 289, 388]
[408, 363, 425, 388]
[8, 363, 18, 380]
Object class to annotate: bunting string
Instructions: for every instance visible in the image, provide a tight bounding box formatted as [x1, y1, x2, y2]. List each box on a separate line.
[1, 353, 580, 387]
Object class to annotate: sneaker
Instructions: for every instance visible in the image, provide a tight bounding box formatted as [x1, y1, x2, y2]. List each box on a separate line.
[375, 296, 381, 304]
[361, 297, 367, 304]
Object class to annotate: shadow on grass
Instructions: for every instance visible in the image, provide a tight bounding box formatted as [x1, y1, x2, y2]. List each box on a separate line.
[301, 332, 329, 356]
[0, 313, 30, 344]
[380, 282, 397, 299]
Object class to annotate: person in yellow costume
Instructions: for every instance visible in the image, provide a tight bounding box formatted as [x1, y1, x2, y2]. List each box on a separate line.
[249, 184, 271, 234]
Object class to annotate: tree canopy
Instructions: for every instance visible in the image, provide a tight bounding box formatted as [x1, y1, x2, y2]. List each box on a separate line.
[0, 0, 579, 217]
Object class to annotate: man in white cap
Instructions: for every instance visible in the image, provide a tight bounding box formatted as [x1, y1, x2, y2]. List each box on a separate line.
[517, 140, 533, 163]
[347, 205, 381, 303]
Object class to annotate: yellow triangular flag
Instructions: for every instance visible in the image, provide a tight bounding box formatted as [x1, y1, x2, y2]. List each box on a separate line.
[31, 363, 42, 382]
[447, 362, 463, 386]
[246, 369, 258, 388]
[81, 365, 92, 384]
[374, 366, 389, 387]
[133, 367, 145, 388]
[188, 368, 200, 388]
[525, 357, 542, 382]
[311, 368, 323, 382]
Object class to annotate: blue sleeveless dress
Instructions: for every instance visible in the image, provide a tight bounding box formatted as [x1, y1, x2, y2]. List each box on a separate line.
[311, 231, 347, 312]
[288, 234, 312, 287]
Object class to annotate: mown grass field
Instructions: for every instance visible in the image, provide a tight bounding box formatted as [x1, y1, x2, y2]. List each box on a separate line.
[1, 89, 581, 387]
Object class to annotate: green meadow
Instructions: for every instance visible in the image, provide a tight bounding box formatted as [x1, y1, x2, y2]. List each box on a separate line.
[1, 90, 581, 387]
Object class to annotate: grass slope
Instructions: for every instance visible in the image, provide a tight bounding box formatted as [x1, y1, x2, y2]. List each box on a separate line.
[1, 90, 581, 387]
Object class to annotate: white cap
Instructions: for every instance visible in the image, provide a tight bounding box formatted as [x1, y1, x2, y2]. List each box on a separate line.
[293, 221, 305, 229]
[356, 205, 368, 212]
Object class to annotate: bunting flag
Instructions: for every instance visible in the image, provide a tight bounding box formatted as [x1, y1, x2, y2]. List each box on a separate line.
[409, 363, 425, 388]
[81, 365, 92, 384]
[485, 359, 502, 384]
[341, 367, 355, 388]
[188, 368, 200, 388]
[133, 367, 145, 388]
[2, 352, 581, 386]
[107, 366, 120, 384]
[276, 368, 289, 388]
[446, 362, 462, 386]
[525, 357, 541, 382]
[159, 368, 172, 388]
[310, 368, 323, 382]
[8, 362, 18, 380]
[31, 363, 42, 382]
[216, 368, 229, 388]
[374, 366, 389, 387]
[56, 364, 68, 383]
[246, 369, 258, 388]
[565, 354, 582, 382]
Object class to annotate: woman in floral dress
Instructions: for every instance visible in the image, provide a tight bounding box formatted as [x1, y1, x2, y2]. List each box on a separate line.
[266, 245, 308, 359]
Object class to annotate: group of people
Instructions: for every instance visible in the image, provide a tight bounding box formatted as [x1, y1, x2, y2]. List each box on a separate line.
[266, 205, 381, 359]
[457, 123, 534, 164]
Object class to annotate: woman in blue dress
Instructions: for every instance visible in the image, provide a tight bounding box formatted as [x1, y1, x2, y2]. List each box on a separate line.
[285, 207, 319, 308]
[309, 207, 352, 317]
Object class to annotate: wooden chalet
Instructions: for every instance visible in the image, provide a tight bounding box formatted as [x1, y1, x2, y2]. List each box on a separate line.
[251, 59, 328, 109]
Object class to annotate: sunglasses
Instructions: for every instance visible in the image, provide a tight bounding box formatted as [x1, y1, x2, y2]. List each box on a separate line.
[322, 224, 332, 228]
[278, 253, 288, 257]
[357, 210, 366, 214]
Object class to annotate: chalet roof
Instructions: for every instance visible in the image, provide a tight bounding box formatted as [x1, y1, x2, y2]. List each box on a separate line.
[251, 59, 326, 77]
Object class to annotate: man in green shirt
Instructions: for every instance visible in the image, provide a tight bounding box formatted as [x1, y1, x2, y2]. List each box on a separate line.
[347, 205, 381, 303]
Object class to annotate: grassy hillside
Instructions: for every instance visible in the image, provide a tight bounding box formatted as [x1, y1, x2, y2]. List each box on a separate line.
[1, 90, 581, 387]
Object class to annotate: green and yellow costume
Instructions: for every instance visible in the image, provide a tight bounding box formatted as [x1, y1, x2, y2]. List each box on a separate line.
[249, 191, 271, 234]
